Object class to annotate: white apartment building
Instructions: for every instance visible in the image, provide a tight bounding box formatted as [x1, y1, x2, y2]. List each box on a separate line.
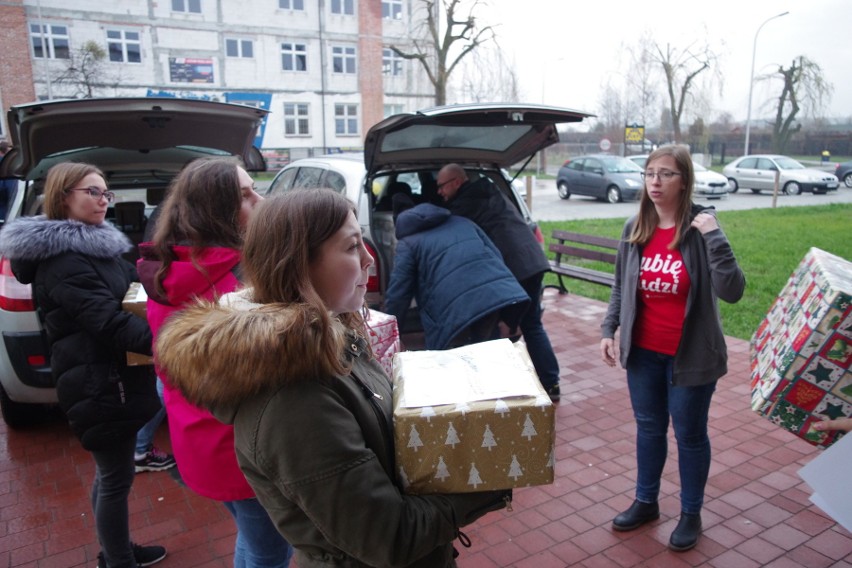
[9, 0, 436, 161]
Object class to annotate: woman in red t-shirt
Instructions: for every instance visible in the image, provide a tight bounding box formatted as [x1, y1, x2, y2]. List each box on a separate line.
[600, 145, 745, 552]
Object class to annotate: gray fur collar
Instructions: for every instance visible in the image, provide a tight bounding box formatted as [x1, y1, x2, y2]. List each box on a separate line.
[0, 216, 132, 261]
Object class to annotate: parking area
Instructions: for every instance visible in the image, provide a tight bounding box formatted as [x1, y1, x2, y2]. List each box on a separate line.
[0, 291, 850, 567]
[520, 177, 852, 222]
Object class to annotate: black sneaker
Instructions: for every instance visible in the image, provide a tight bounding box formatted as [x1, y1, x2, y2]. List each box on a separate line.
[545, 384, 561, 403]
[96, 544, 166, 567]
[134, 447, 176, 473]
[132, 543, 167, 567]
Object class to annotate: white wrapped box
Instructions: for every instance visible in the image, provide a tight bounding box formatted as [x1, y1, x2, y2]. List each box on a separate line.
[122, 282, 153, 366]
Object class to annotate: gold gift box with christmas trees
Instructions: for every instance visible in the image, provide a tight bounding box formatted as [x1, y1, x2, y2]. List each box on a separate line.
[392, 339, 555, 494]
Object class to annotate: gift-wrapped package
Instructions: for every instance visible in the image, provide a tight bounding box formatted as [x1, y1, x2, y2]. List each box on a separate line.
[365, 309, 400, 377]
[393, 339, 555, 494]
[750, 248, 852, 448]
[122, 282, 153, 366]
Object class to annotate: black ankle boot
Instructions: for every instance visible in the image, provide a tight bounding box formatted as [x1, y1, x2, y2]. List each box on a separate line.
[612, 500, 660, 531]
[669, 512, 702, 551]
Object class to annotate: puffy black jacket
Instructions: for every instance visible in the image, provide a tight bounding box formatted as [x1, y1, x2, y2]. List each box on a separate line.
[446, 177, 549, 283]
[0, 216, 159, 450]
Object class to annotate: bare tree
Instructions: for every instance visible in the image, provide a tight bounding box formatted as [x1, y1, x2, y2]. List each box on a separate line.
[759, 56, 833, 154]
[594, 82, 625, 142]
[648, 40, 719, 143]
[53, 41, 120, 98]
[456, 41, 519, 103]
[390, 0, 495, 105]
[624, 33, 659, 128]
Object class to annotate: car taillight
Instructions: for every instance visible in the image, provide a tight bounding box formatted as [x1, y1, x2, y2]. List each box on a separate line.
[27, 355, 46, 367]
[0, 257, 35, 312]
[363, 241, 380, 293]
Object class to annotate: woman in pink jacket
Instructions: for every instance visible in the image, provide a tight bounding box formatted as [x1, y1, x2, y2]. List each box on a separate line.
[138, 157, 293, 567]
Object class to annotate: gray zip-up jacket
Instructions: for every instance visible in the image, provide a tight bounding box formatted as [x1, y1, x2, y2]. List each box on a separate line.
[601, 205, 746, 386]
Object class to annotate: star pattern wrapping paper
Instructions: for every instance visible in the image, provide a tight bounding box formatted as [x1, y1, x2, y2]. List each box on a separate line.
[750, 248, 852, 448]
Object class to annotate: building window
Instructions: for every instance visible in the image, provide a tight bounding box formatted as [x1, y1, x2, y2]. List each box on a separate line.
[284, 103, 310, 136]
[29, 23, 69, 59]
[281, 43, 307, 71]
[279, 0, 304, 9]
[106, 30, 141, 63]
[332, 46, 356, 74]
[334, 104, 358, 136]
[383, 104, 404, 118]
[330, 0, 354, 15]
[382, 0, 402, 19]
[382, 48, 403, 76]
[172, 0, 202, 13]
[226, 38, 254, 58]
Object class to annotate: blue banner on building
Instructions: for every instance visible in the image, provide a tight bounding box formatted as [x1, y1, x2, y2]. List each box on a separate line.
[226, 92, 272, 148]
[146, 90, 271, 148]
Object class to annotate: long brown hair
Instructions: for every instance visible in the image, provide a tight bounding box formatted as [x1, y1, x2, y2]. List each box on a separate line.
[43, 162, 105, 220]
[242, 189, 366, 376]
[628, 144, 695, 249]
[151, 157, 245, 297]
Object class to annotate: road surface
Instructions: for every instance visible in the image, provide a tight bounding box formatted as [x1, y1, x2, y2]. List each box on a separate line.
[521, 177, 852, 221]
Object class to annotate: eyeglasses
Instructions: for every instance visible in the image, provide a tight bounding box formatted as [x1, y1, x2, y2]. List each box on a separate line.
[641, 170, 682, 181]
[66, 186, 115, 202]
[437, 178, 458, 190]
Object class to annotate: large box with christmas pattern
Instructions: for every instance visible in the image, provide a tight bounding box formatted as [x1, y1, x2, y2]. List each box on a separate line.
[750, 248, 852, 448]
[392, 339, 555, 494]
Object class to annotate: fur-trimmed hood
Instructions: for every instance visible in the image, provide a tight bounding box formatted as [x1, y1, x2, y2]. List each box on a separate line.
[0, 216, 132, 281]
[155, 289, 359, 424]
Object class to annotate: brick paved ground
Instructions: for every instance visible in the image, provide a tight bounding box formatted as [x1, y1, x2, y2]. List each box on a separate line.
[1, 291, 850, 567]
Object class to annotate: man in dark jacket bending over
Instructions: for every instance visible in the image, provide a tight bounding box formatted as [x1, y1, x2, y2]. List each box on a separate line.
[436, 163, 561, 401]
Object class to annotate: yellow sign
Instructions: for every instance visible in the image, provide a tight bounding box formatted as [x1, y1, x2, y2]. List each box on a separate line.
[625, 126, 645, 143]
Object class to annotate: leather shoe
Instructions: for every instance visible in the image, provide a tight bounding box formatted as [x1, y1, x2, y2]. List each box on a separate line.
[612, 500, 659, 531]
[669, 512, 702, 551]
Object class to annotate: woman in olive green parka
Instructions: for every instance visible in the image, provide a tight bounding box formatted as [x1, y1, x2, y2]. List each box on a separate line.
[157, 189, 510, 568]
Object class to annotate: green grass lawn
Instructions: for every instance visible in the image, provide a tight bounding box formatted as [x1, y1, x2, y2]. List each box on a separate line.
[540, 204, 852, 340]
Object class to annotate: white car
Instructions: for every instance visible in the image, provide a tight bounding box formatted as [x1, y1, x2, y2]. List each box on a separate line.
[627, 155, 729, 198]
[692, 162, 730, 198]
[722, 155, 839, 195]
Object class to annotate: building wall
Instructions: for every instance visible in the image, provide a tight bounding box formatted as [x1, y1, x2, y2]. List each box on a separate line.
[0, 0, 36, 140]
[2, 0, 435, 153]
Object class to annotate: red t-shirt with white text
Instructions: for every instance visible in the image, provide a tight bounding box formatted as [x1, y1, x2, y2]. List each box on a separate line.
[632, 226, 691, 356]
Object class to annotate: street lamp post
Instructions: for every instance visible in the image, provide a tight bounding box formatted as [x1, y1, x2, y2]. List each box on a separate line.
[743, 11, 789, 156]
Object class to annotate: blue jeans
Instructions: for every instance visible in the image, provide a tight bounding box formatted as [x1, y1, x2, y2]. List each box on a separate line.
[519, 273, 560, 389]
[91, 436, 137, 567]
[135, 377, 165, 456]
[626, 346, 716, 514]
[223, 499, 294, 568]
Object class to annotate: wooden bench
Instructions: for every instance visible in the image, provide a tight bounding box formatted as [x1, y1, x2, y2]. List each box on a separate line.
[546, 230, 619, 293]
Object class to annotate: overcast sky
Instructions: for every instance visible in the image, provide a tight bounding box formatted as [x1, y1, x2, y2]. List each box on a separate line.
[485, 0, 852, 126]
